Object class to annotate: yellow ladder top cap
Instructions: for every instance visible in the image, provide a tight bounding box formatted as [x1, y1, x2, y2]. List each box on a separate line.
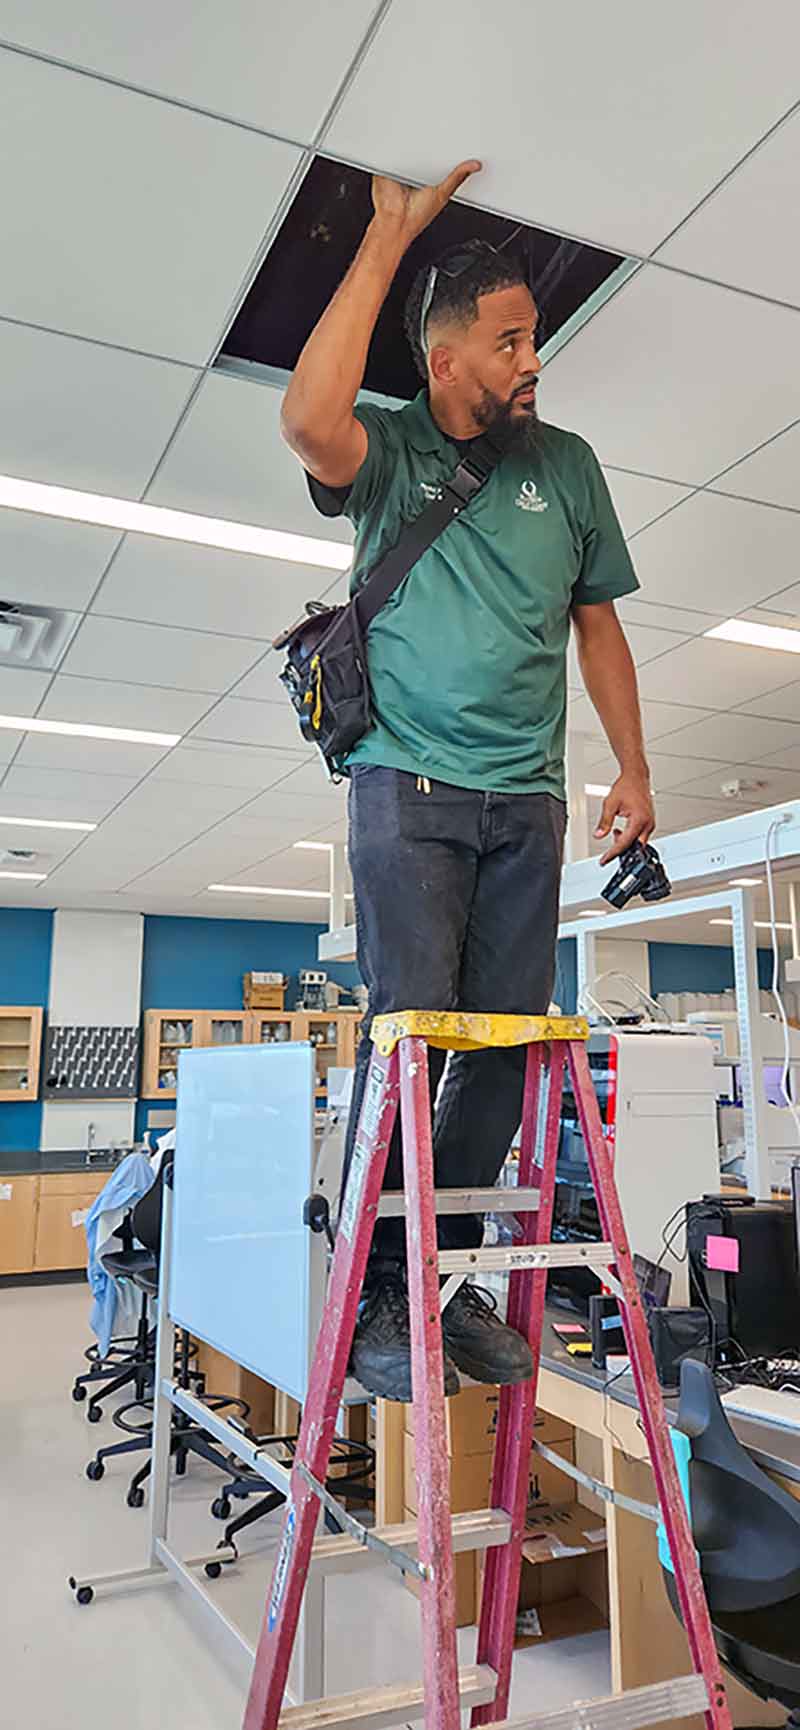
[370, 1010, 589, 1056]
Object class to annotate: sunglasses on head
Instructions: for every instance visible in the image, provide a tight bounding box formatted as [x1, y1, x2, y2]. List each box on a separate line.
[418, 238, 500, 355]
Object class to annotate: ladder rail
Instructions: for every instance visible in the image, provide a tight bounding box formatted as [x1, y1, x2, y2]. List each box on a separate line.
[472, 1043, 565, 1726]
[400, 1036, 462, 1730]
[243, 1048, 401, 1730]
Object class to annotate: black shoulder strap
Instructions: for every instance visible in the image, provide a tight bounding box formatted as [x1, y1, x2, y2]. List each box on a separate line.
[354, 434, 504, 632]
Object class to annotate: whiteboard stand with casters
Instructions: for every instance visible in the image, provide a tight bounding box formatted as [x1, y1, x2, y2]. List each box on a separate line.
[67, 1040, 358, 1704]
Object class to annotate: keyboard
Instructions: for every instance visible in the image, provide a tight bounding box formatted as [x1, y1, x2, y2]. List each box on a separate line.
[721, 1383, 800, 1432]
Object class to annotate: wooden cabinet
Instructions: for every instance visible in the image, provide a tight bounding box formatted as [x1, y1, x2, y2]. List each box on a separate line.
[0, 1169, 107, 1274]
[142, 1007, 363, 1098]
[249, 1010, 295, 1046]
[141, 1009, 204, 1097]
[0, 1174, 38, 1274]
[33, 1171, 107, 1271]
[0, 1005, 43, 1101]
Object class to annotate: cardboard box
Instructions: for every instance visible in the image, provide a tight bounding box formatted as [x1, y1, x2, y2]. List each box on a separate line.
[403, 1382, 499, 1455]
[243, 972, 286, 1009]
[512, 1503, 608, 1647]
[404, 1431, 493, 1515]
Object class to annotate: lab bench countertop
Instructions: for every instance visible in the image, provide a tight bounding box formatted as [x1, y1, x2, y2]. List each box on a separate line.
[0, 1151, 121, 1177]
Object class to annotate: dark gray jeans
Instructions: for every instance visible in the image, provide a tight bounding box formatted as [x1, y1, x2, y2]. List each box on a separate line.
[344, 766, 566, 1264]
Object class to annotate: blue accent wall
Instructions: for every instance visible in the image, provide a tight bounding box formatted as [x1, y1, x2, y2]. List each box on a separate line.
[648, 942, 774, 996]
[0, 907, 53, 1152]
[140, 914, 359, 1010]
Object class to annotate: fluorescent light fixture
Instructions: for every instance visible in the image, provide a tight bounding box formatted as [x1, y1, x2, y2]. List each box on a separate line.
[0, 814, 97, 832]
[578, 909, 604, 917]
[709, 917, 792, 931]
[293, 841, 334, 852]
[585, 782, 611, 797]
[728, 876, 763, 887]
[208, 883, 354, 899]
[0, 714, 179, 747]
[705, 618, 800, 654]
[0, 473, 352, 573]
[0, 869, 47, 881]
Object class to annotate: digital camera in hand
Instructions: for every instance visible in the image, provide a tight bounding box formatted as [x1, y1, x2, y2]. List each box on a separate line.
[602, 840, 671, 910]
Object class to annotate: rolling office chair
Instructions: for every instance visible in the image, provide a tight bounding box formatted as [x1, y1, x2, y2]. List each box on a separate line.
[71, 1211, 156, 1422]
[84, 1155, 250, 1503]
[662, 1358, 800, 1727]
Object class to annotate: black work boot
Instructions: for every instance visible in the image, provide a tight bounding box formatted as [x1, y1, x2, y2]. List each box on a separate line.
[442, 1282, 533, 1385]
[350, 1265, 460, 1402]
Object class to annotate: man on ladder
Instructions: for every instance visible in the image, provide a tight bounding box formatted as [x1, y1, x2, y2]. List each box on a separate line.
[281, 158, 654, 1401]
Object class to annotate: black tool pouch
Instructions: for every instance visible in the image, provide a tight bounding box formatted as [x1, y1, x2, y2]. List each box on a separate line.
[273, 436, 504, 776]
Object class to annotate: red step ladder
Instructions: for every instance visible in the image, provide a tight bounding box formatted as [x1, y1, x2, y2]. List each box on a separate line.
[243, 1011, 733, 1730]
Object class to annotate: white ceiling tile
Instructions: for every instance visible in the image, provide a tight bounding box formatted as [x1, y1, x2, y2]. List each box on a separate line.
[617, 622, 689, 666]
[639, 699, 718, 741]
[0, 319, 194, 494]
[736, 682, 800, 724]
[230, 655, 284, 703]
[638, 638, 800, 712]
[276, 759, 349, 803]
[658, 111, 800, 307]
[149, 741, 297, 791]
[647, 752, 730, 793]
[543, 268, 800, 484]
[191, 695, 310, 756]
[243, 787, 347, 824]
[565, 694, 606, 739]
[39, 675, 216, 734]
[93, 535, 334, 641]
[712, 423, 800, 514]
[0, 52, 301, 363]
[652, 792, 750, 835]
[0, 509, 121, 611]
[754, 581, 800, 618]
[679, 762, 800, 802]
[147, 372, 354, 544]
[630, 491, 800, 617]
[655, 710, 800, 762]
[754, 744, 800, 774]
[0, 2, 379, 138]
[11, 730, 169, 777]
[616, 597, 723, 636]
[0, 667, 52, 712]
[603, 470, 692, 538]
[324, 0, 800, 254]
[0, 766, 139, 809]
[61, 615, 261, 694]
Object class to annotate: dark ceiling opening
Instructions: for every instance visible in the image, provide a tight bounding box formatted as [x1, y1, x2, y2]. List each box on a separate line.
[220, 156, 626, 401]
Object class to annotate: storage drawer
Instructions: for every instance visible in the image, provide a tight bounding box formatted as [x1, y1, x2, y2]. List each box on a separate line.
[39, 1171, 108, 1198]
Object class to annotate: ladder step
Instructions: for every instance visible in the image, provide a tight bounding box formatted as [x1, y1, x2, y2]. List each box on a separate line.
[311, 1508, 512, 1575]
[489, 1675, 709, 1730]
[438, 1241, 614, 1275]
[278, 1664, 497, 1730]
[377, 1186, 540, 1218]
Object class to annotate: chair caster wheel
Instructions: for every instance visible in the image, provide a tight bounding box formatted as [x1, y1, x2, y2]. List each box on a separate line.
[87, 1405, 102, 1424]
[211, 1496, 231, 1520]
[72, 1383, 87, 1402]
[126, 1486, 145, 1508]
[86, 1459, 105, 1481]
[204, 1560, 223, 1580]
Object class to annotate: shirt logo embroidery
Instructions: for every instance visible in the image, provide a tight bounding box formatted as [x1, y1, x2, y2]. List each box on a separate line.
[420, 481, 444, 502]
[515, 478, 548, 513]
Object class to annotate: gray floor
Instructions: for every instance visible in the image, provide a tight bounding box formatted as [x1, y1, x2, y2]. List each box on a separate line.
[2, 1281, 610, 1729]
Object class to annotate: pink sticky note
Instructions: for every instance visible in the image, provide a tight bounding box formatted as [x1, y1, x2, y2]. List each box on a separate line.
[706, 1234, 740, 1273]
[552, 1322, 586, 1336]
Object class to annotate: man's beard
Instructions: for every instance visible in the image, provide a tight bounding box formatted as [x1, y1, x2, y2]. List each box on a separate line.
[473, 384, 542, 456]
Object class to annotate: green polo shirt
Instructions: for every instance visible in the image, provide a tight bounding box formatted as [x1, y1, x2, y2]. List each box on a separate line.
[306, 391, 638, 797]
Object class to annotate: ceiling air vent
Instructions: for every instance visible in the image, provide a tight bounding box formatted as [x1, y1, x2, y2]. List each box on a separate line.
[0, 601, 78, 672]
[0, 847, 39, 865]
